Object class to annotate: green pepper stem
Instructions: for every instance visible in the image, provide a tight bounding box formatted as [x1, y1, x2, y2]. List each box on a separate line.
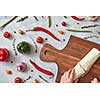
[0, 16, 17, 29]
[67, 29, 92, 33]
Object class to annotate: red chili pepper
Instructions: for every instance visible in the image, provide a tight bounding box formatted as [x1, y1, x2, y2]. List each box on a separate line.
[71, 16, 85, 21]
[29, 59, 54, 76]
[27, 27, 60, 42]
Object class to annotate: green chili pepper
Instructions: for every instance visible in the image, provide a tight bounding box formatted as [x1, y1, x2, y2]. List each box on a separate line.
[48, 16, 51, 28]
[0, 16, 17, 29]
[67, 29, 92, 33]
[17, 41, 31, 54]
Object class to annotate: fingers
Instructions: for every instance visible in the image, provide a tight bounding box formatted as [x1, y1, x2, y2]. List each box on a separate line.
[70, 69, 75, 79]
[60, 75, 65, 83]
[74, 79, 79, 83]
[60, 68, 76, 83]
[63, 68, 75, 79]
[67, 68, 72, 78]
[91, 78, 99, 83]
[64, 68, 72, 78]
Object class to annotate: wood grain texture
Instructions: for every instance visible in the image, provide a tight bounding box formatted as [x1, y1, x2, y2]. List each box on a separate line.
[40, 35, 100, 83]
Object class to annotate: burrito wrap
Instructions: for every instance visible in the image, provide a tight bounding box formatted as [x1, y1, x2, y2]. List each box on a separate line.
[74, 48, 100, 80]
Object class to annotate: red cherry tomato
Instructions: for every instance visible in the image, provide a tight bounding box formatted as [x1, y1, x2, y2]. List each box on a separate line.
[3, 32, 11, 38]
[14, 77, 23, 83]
[61, 21, 67, 26]
[0, 48, 9, 61]
[36, 36, 44, 43]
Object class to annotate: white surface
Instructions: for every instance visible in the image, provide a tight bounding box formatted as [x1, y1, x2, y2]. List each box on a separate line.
[0, 16, 100, 83]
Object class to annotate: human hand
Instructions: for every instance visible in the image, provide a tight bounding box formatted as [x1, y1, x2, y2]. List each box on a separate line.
[91, 78, 99, 83]
[60, 68, 79, 83]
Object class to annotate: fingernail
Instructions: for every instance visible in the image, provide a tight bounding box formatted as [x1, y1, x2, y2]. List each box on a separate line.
[94, 78, 98, 81]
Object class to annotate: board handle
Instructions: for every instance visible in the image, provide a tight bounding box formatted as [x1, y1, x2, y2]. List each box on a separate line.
[40, 44, 59, 62]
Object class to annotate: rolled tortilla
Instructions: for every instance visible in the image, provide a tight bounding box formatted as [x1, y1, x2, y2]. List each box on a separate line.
[80, 48, 100, 71]
[74, 48, 100, 80]
[74, 63, 86, 79]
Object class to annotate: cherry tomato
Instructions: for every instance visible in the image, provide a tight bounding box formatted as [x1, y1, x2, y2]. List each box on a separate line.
[61, 21, 67, 26]
[0, 48, 9, 61]
[3, 32, 11, 38]
[14, 77, 23, 83]
[36, 36, 44, 43]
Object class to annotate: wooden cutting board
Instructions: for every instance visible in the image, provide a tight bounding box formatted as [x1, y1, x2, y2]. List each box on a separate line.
[40, 35, 100, 83]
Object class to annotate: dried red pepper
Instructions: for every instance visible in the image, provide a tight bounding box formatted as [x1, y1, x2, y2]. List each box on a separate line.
[71, 16, 85, 21]
[29, 59, 54, 76]
[26, 27, 60, 42]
